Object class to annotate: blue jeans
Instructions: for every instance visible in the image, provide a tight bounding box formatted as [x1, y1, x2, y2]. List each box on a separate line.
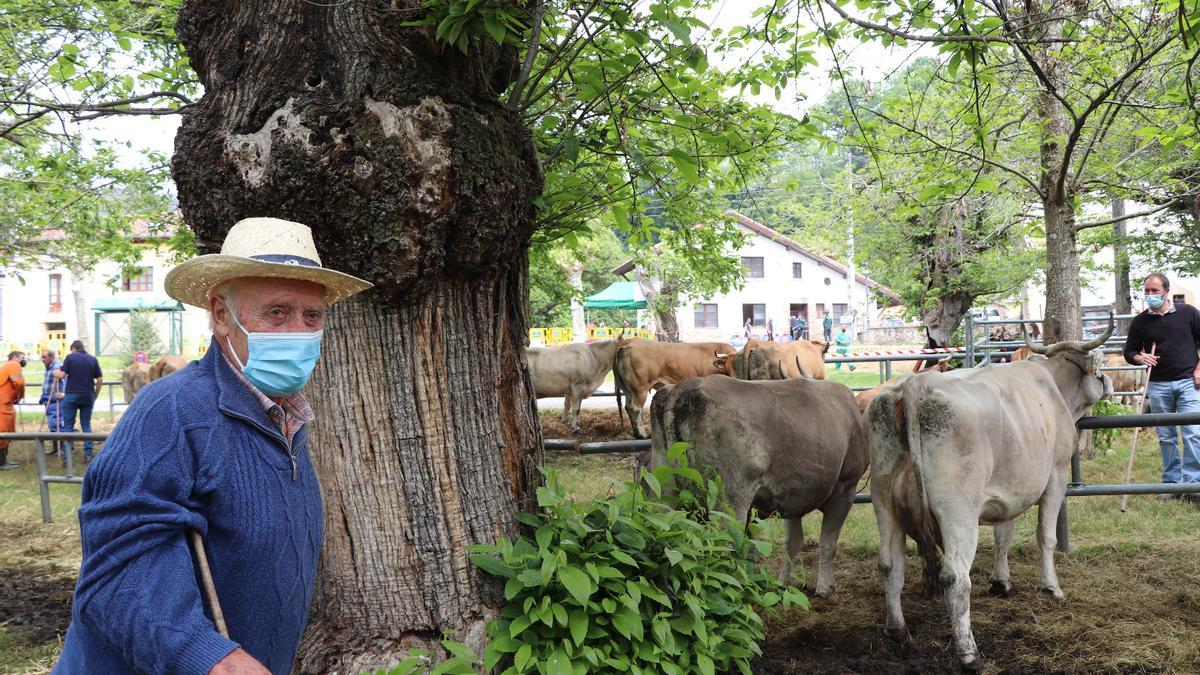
[1146, 379, 1200, 484]
[60, 391, 96, 459]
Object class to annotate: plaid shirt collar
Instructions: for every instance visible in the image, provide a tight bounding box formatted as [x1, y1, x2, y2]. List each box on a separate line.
[220, 349, 314, 445]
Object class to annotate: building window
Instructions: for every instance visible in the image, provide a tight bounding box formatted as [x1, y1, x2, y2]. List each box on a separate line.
[122, 268, 154, 292]
[742, 303, 766, 326]
[824, 277, 832, 286]
[694, 303, 719, 328]
[48, 274, 62, 312]
[832, 303, 848, 321]
[742, 256, 764, 278]
[792, 262, 803, 279]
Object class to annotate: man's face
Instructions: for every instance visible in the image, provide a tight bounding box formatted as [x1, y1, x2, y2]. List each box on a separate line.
[12, 352, 24, 362]
[1144, 277, 1166, 298]
[41, 352, 52, 366]
[211, 277, 328, 368]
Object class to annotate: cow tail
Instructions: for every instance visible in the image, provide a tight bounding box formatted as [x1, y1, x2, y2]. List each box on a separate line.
[613, 346, 630, 432]
[900, 375, 943, 593]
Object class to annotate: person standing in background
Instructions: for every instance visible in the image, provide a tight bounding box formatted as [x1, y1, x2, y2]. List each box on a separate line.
[55, 340, 103, 462]
[0, 351, 27, 470]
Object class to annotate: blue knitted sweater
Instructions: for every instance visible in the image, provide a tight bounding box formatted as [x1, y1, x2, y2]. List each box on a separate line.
[53, 343, 324, 674]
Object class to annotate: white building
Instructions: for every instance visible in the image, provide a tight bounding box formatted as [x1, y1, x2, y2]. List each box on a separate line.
[0, 225, 212, 359]
[613, 211, 902, 343]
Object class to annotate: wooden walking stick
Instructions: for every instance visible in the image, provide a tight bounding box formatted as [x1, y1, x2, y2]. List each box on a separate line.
[189, 530, 230, 638]
[1120, 344, 1156, 512]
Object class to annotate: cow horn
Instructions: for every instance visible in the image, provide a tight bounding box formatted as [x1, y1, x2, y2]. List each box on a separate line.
[796, 355, 812, 379]
[1020, 317, 1049, 355]
[1080, 311, 1115, 352]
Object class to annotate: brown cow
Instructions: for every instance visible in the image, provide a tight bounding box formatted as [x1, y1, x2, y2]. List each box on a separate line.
[1101, 353, 1146, 407]
[732, 339, 829, 380]
[149, 355, 189, 381]
[121, 363, 152, 403]
[613, 339, 735, 438]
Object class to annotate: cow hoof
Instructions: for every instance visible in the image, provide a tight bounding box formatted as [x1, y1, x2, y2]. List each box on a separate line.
[959, 656, 984, 673]
[987, 580, 1012, 597]
[885, 626, 909, 641]
[1039, 586, 1065, 601]
[812, 585, 834, 600]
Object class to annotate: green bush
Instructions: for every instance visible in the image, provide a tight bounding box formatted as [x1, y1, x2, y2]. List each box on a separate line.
[467, 443, 808, 675]
[1091, 399, 1134, 451]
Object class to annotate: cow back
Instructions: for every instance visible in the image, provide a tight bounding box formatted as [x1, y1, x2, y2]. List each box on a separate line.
[651, 375, 866, 518]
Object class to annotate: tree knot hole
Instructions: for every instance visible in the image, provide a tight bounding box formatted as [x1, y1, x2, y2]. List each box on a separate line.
[305, 73, 323, 89]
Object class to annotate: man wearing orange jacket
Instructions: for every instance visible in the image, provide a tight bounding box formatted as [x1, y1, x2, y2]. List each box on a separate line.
[0, 351, 27, 470]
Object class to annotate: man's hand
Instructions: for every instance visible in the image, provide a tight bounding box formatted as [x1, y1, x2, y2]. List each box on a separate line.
[1193, 367, 1200, 390]
[1136, 351, 1159, 368]
[55, 392, 64, 400]
[209, 648, 270, 674]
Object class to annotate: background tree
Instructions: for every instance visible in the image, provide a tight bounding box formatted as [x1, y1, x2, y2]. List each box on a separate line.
[806, 0, 1200, 342]
[165, 0, 816, 669]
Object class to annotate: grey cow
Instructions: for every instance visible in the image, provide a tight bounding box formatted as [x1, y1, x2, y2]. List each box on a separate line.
[866, 318, 1114, 671]
[527, 339, 624, 433]
[649, 375, 868, 596]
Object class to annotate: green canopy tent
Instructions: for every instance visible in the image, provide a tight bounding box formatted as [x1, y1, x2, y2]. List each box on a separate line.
[583, 281, 647, 310]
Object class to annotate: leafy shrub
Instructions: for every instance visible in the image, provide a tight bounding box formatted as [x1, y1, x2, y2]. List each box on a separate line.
[1091, 399, 1135, 451]
[467, 442, 808, 674]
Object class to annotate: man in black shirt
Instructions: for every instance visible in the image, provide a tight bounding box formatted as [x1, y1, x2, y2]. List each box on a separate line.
[1123, 273, 1200, 494]
[54, 340, 104, 461]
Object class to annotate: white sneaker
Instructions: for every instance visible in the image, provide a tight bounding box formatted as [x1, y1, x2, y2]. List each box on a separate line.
[0, 463, 19, 471]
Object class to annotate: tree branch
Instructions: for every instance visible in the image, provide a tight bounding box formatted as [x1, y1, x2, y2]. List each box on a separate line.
[1074, 198, 1183, 231]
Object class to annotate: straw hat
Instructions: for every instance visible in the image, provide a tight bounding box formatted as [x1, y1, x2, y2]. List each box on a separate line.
[165, 217, 373, 308]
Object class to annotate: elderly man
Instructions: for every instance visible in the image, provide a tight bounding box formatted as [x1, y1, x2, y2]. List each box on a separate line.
[53, 218, 371, 674]
[0, 351, 26, 470]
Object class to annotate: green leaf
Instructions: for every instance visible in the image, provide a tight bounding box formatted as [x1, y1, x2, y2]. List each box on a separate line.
[469, 554, 514, 578]
[557, 566, 594, 605]
[612, 606, 644, 642]
[667, 147, 699, 182]
[482, 14, 506, 43]
[569, 609, 589, 646]
[514, 643, 533, 671]
[441, 640, 477, 663]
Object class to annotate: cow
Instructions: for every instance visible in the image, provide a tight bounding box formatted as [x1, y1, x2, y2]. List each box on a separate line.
[149, 355, 188, 381]
[613, 339, 735, 439]
[854, 358, 953, 415]
[121, 362, 151, 403]
[866, 318, 1114, 671]
[1101, 353, 1146, 408]
[527, 339, 625, 433]
[731, 339, 829, 380]
[649, 375, 867, 596]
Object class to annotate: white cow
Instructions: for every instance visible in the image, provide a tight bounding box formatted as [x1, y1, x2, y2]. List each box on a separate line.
[527, 339, 624, 432]
[866, 319, 1113, 671]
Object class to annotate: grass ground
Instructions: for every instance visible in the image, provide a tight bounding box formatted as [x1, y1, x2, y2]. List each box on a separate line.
[3, 403, 1195, 673]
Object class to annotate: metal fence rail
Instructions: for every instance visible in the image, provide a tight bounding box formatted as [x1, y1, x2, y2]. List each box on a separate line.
[0, 432, 107, 523]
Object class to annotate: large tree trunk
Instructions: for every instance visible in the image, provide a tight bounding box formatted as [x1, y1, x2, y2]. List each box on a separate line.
[562, 259, 586, 342]
[1112, 197, 1132, 333]
[69, 267, 90, 350]
[1029, 0, 1082, 344]
[172, 1, 544, 671]
[634, 271, 679, 342]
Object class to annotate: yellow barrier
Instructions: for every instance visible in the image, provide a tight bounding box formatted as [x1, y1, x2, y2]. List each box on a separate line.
[528, 328, 655, 345]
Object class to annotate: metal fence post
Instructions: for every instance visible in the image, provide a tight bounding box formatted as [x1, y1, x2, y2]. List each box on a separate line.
[34, 438, 52, 524]
[964, 314, 975, 367]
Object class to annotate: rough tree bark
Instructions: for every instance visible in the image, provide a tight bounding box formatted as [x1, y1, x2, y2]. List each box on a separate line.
[635, 272, 680, 342]
[1112, 197, 1132, 333]
[171, 2, 544, 671]
[1028, 0, 1082, 344]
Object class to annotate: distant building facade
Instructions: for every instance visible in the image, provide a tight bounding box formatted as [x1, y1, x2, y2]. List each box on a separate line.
[613, 211, 902, 343]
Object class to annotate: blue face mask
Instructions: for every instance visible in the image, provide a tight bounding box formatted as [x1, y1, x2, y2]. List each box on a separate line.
[226, 310, 323, 397]
[1145, 294, 1165, 309]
